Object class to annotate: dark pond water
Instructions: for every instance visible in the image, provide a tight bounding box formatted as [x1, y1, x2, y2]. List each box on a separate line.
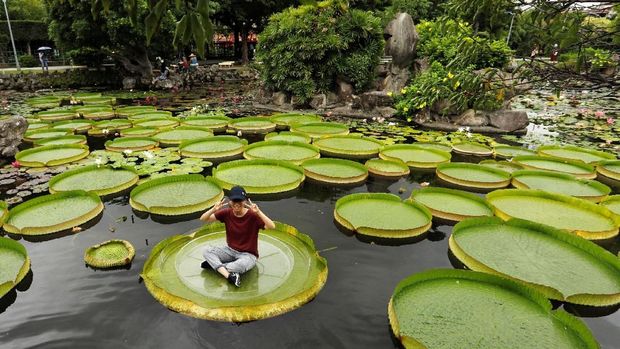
[1, 170, 619, 349]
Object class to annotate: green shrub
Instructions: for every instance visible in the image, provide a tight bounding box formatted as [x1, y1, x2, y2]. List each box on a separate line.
[257, 0, 384, 102]
[18, 54, 38, 67]
[559, 48, 617, 72]
[66, 47, 107, 67]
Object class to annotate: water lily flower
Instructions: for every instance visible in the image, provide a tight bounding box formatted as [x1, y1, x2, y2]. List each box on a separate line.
[123, 149, 133, 155]
[143, 150, 155, 159]
[102, 129, 110, 134]
[388, 122, 396, 126]
[595, 111, 605, 118]
[95, 157, 103, 166]
[465, 126, 471, 132]
[11, 160, 20, 168]
[466, 132, 473, 138]
[457, 127, 465, 133]
[607, 117, 615, 125]
[378, 117, 385, 123]
[237, 130, 243, 137]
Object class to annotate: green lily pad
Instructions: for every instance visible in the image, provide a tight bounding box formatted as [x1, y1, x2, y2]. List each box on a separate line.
[130, 174, 223, 216]
[290, 122, 349, 138]
[301, 158, 368, 185]
[181, 116, 231, 131]
[364, 158, 410, 178]
[537, 145, 616, 164]
[115, 106, 158, 117]
[33, 135, 87, 147]
[512, 155, 597, 179]
[487, 189, 620, 240]
[596, 160, 620, 182]
[270, 113, 322, 128]
[478, 159, 524, 173]
[141, 222, 327, 321]
[213, 159, 305, 194]
[27, 122, 50, 131]
[379, 144, 451, 169]
[511, 170, 611, 202]
[451, 217, 620, 306]
[84, 240, 135, 269]
[36, 109, 79, 122]
[600, 195, 620, 216]
[436, 163, 511, 190]
[134, 117, 180, 129]
[228, 117, 276, 134]
[105, 137, 159, 152]
[0, 201, 7, 227]
[265, 131, 312, 144]
[244, 141, 320, 165]
[313, 135, 384, 159]
[179, 136, 247, 161]
[452, 142, 493, 156]
[26, 95, 61, 108]
[15, 144, 90, 167]
[334, 193, 432, 239]
[76, 105, 116, 120]
[493, 145, 537, 158]
[80, 96, 115, 105]
[411, 142, 452, 153]
[389, 269, 598, 349]
[410, 187, 493, 222]
[0, 236, 30, 298]
[119, 127, 159, 137]
[128, 111, 173, 120]
[153, 126, 214, 147]
[23, 129, 72, 142]
[3, 190, 104, 236]
[49, 165, 139, 196]
[51, 120, 95, 133]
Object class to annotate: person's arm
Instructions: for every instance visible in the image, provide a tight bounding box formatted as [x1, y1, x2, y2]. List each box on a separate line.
[246, 199, 276, 230]
[200, 199, 228, 222]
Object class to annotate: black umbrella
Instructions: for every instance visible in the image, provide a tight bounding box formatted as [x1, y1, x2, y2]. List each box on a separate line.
[37, 46, 52, 51]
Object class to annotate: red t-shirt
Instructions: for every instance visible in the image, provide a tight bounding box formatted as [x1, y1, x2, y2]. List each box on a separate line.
[215, 208, 265, 257]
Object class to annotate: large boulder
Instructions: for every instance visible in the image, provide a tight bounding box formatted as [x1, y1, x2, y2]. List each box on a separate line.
[360, 91, 393, 111]
[486, 110, 529, 131]
[0, 115, 28, 158]
[453, 109, 489, 127]
[272, 92, 288, 106]
[382, 13, 418, 94]
[336, 78, 354, 102]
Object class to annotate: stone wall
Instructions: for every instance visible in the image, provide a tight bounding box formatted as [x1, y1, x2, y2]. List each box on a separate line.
[0, 68, 123, 91]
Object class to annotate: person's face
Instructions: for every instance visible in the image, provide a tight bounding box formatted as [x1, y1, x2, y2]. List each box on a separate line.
[231, 200, 245, 214]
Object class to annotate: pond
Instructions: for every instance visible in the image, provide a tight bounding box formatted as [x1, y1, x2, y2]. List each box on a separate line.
[0, 87, 619, 348]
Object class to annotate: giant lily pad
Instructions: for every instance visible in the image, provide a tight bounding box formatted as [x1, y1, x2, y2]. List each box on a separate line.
[213, 159, 305, 194]
[130, 175, 223, 215]
[0, 237, 30, 298]
[290, 122, 349, 138]
[389, 269, 598, 349]
[141, 222, 327, 321]
[26, 95, 61, 108]
[179, 136, 247, 161]
[302, 158, 368, 185]
[513, 155, 597, 179]
[450, 217, 620, 307]
[334, 193, 432, 239]
[410, 187, 493, 222]
[436, 163, 511, 190]
[493, 145, 536, 158]
[153, 126, 214, 147]
[537, 145, 616, 164]
[134, 117, 180, 129]
[51, 120, 95, 133]
[3, 191, 104, 236]
[270, 113, 322, 128]
[364, 158, 410, 178]
[15, 144, 90, 167]
[84, 240, 135, 269]
[49, 165, 138, 196]
[128, 111, 173, 121]
[181, 116, 231, 131]
[600, 195, 620, 216]
[228, 117, 276, 134]
[313, 135, 384, 160]
[76, 106, 115, 120]
[379, 144, 451, 169]
[511, 170, 611, 202]
[116, 106, 157, 118]
[411, 142, 452, 153]
[478, 159, 523, 173]
[33, 135, 87, 147]
[0, 201, 7, 227]
[596, 160, 620, 182]
[23, 129, 72, 142]
[244, 141, 320, 165]
[119, 126, 159, 137]
[265, 131, 311, 144]
[452, 142, 493, 156]
[486, 189, 620, 240]
[80, 96, 115, 105]
[105, 137, 159, 152]
[36, 109, 78, 122]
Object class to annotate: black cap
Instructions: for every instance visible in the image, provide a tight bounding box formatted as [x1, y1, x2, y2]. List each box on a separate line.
[228, 186, 247, 201]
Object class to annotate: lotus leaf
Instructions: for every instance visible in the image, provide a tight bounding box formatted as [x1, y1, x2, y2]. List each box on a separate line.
[128, 111, 173, 120]
[313, 135, 384, 159]
[49, 165, 138, 196]
[452, 142, 493, 156]
[270, 113, 322, 128]
[478, 159, 523, 173]
[3, 190, 104, 236]
[244, 141, 320, 165]
[410, 187, 493, 222]
[134, 117, 180, 129]
[302, 158, 368, 185]
[600, 195, 620, 216]
[84, 240, 135, 268]
[436, 163, 511, 189]
[179, 136, 247, 160]
[411, 142, 452, 153]
[265, 131, 312, 144]
[364, 158, 410, 178]
[334, 193, 432, 239]
[538, 145, 616, 164]
[379, 144, 451, 169]
[23, 129, 72, 142]
[36, 109, 78, 122]
[141, 222, 327, 321]
[15, 144, 90, 167]
[213, 159, 305, 194]
[487, 189, 620, 240]
[0, 236, 30, 298]
[228, 117, 276, 134]
[130, 174, 223, 215]
[389, 269, 598, 349]
[597, 160, 620, 182]
[290, 122, 349, 138]
[153, 127, 214, 146]
[105, 137, 159, 152]
[513, 155, 597, 179]
[493, 145, 536, 158]
[450, 217, 620, 306]
[511, 170, 611, 202]
[33, 135, 87, 147]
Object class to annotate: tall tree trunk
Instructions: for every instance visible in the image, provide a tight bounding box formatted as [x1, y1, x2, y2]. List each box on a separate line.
[241, 27, 249, 65]
[109, 45, 153, 84]
[26, 42, 31, 55]
[233, 27, 241, 60]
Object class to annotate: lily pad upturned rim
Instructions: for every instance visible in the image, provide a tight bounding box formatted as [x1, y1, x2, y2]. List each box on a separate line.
[213, 159, 305, 194]
[270, 113, 323, 127]
[289, 122, 350, 138]
[140, 221, 328, 322]
[600, 195, 620, 216]
[379, 144, 452, 169]
[153, 126, 214, 146]
[410, 186, 494, 222]
[23, 129, 72, 142]
[364, 158, 410, 178]
[243, 140, 321, 164]
[436, 162, 512, 189]
[334, 192, 432, 239]
[33, 135, 88, 147]
[449, 217, 620, 307]
[264, 131, 312, 144]
[15, 144, 90, 167]
[312, 135, 384, 159]
[105, 137, 159, 152]
[511, 169, 611, 202]
[227, 117, 276, 133]
[537, 145, 617, 164]
[129, 174, 224, 216]
[512, 155, 597, 179]
[3, 190, 104, 236]
[388, 269, 598, 349]
[596, 160, 620, 181]
[49, 164, 139, 196]
[486, 189, 620, 240]
[0, 200, 8, 227]
[451, 141, 493, 156]
[0, 236, 31, 299]
[84, 239, 136, 269]
[179, 136, 248, 160]
[301, 158, 368, 185]
[36, 110, 79, 121]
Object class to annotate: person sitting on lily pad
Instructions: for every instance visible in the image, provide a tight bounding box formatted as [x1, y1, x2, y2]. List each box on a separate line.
[200, 186, 275, 287]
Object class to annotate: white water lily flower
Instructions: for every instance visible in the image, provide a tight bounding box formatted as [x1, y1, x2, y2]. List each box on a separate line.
[457, 127, 465, 133]
[237, 130, 242, 137]
[388, 122, 396, 126]
[123, 149, 133, 155]
[143, 150, 155, 159]
[102, 129, 110, 134]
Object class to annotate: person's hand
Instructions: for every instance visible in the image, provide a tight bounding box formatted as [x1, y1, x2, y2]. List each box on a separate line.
[244, 199, 260, 214]
[214, 198, 229, 211]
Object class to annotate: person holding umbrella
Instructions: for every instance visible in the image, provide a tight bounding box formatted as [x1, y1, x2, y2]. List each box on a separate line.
[37, 47, 51, 72]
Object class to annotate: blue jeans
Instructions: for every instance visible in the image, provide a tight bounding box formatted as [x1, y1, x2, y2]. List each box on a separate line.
[202, 245, 257, 274]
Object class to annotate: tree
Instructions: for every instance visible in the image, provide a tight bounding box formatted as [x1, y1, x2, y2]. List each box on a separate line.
[7, 0, 47, 21]
[446, 0, 515, 36]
